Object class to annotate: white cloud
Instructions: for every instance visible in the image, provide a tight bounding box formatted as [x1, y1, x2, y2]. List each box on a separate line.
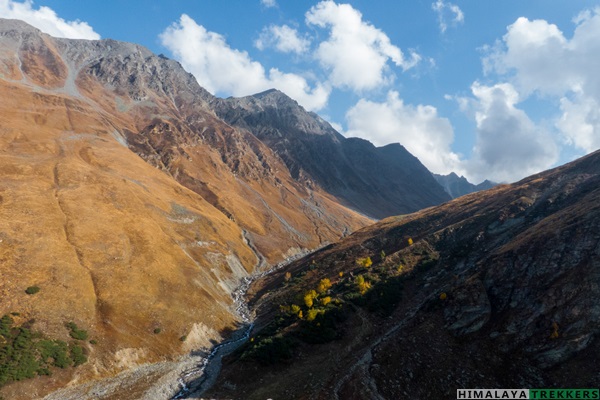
[305, 1, 420, 92]
[255, 25, 310, 54]
[557, 93, 600, 153]
[160, 14, 329, 111]
[260, 0, 277, 8]
[345, 90, 461, 175]
[466, 82, 559, 183]
[432, 0, 464, 33]
[483, 8, 600, 154]
[0, 0, 100, 39]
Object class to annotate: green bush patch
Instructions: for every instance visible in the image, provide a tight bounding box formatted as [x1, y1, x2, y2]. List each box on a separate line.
[240, 334, 295, 365]
[25, 286, 40, 295]
[0, 315, 88, 387]
[66, 322, 88, 341]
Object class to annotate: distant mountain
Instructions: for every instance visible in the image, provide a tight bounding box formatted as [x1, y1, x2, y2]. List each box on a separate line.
[213, 89, 451, 219]
[207, 149, 600, 399]
[433, 172, 496, 198]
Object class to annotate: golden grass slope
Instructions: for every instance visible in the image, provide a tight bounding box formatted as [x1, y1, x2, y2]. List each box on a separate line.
[0, 76, 257, 395]
[0, 18, 371, 398]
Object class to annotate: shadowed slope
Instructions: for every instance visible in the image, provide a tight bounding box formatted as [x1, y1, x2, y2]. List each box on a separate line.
[208, 149, 600, 399]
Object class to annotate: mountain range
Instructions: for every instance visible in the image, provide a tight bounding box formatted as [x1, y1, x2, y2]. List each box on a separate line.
[0, 18, 456, 398]
[433, 172, 496, 199]
[2, 17, 588, 400]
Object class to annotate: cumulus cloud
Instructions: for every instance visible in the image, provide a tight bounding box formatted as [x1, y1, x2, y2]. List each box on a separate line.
[466, 82, 559, 183]
[305, 1, 420, 92]
[160, 14, 329, 111]
[0, 0, 100, 39]
[557, 93, 600, 153]
[255, 25, 310, 54]
[432, 0, 464, 33]
[345, 90, 461, 175]
[483, 8, 600, 154]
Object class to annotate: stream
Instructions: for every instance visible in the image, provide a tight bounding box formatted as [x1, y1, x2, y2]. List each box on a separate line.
[170, 244, 328, 399]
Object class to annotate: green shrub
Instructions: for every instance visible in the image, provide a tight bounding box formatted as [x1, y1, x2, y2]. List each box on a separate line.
[0, 315, 14, 337]
[66, 322, 88, 341]
[0, 316, 88, 388]
[70, 345, 87, 366]
[297, 306, 347, 344]
[38, 339, 70, 368]
[241, 334, 294, 365]
[365, 276, 404, 317]
[25, 286, 40, 295]
[153, 328, 162, 334]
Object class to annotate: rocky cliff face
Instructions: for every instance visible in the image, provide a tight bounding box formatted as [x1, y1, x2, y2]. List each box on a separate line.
[208, 149, 600, 399]
[214, 89, 451, 219]
[433, 172, 496, 199]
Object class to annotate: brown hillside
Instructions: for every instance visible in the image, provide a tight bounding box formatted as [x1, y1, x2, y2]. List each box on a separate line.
[0, 18, 370, 398]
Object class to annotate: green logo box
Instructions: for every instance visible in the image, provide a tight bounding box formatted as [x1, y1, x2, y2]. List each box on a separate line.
[529, 389, 599, 399]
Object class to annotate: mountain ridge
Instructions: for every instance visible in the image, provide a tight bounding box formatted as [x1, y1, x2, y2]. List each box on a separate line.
[213, 90, 451, 219]
[433, 171, 496, 199]
[206, 148, 600, 399]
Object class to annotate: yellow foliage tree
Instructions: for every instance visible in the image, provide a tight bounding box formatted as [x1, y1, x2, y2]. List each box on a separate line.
[357, 257, 373, 268]
[317, 278, 332, 294]
[439, 292, 447, 300]
[304, 290, 317, 308]
[408, 238, 414, 245]
[306, 308, 325, 321]
[320, 296, 332, 306]
[354, 275, 371, 295]
[284, 272, 292, 281]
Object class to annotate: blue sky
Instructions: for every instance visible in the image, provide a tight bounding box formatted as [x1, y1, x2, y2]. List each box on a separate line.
[2, 0, 600, 183]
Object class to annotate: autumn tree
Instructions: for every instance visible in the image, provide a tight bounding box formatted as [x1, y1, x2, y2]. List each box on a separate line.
[357, 257, 373, 269]
[354, 275, 371, 295]
[320, 296, 332, 306]
[317, 278, 332, 294]
[304, 290, 317, 308]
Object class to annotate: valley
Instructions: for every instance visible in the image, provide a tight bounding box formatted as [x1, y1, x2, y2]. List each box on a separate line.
[0, 13, 598, 400]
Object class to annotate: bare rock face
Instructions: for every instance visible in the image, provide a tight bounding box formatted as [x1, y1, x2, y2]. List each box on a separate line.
[208, 149, 600, 399]
[443, 278, 491, 336]
[214, 89, 452, 219]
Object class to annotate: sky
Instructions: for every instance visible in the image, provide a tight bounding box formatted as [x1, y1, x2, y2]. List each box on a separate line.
[2, 0, 600, 184]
